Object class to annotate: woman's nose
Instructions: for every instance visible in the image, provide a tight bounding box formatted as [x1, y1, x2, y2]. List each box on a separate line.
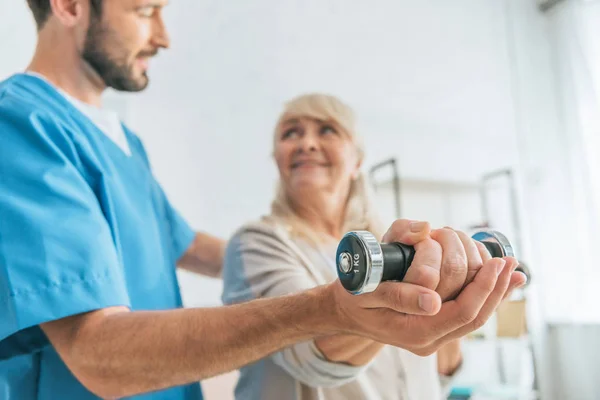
[298, 134, 319, 152]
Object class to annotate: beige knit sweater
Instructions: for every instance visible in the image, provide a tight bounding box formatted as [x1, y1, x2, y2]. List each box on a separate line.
[222, 219, 452, 400]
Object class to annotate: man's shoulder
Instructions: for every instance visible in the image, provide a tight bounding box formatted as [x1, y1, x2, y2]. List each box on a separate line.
[0, 74, 67, 120]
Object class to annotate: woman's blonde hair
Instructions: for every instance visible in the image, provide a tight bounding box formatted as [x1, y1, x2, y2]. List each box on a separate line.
[268, 93, 385, 241]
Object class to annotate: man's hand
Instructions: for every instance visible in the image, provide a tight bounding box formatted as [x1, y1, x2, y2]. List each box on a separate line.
[328, 219, 526, 356]
[313, 220, 436, 367]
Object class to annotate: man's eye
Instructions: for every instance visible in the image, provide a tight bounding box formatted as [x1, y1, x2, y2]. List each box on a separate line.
[138, 7, 155, 18]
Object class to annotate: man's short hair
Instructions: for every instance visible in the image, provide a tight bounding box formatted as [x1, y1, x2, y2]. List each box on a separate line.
[27, 0, 102, 29]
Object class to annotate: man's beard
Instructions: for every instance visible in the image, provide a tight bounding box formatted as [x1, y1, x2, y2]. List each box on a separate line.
[82, 18, 153, 92]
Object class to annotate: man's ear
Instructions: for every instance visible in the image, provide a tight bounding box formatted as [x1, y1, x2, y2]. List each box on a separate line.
[49, 0, 85, 28]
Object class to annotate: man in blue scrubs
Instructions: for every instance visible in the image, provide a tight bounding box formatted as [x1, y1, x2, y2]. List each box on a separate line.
[0, 1, 525, 399]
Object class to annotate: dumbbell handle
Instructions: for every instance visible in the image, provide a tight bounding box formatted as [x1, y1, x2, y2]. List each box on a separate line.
[379, 240, 506, 282]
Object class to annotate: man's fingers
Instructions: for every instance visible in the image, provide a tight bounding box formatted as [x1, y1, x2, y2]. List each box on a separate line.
[382, 219, 431, 245]
[361, 282, 442, 315]
[502, 270, 528, 300]
[402, 238, 443, 291]
[431, 228, 468, 301]
[416, 257, 504, 341]
[426, 257, 518, 347]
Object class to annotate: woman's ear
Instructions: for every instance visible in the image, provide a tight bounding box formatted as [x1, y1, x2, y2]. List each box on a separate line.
[352, 158, 363, 180]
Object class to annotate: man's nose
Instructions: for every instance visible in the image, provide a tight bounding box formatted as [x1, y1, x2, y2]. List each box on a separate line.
[151, 16, 171, 49]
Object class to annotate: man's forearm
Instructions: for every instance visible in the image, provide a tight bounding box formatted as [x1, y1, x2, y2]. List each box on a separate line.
[42, 286, 334, 399]
[178, 232, 225, 277]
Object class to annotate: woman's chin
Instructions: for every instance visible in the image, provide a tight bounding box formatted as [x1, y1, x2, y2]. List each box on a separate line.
[288, 178, 331, 192]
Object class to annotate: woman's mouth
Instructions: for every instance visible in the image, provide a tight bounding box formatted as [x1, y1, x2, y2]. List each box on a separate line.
[291, 161, 328, 169]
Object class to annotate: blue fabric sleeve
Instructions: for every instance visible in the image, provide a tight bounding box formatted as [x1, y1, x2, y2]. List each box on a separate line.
[0, 105, 131, 359]
[127, 132, 195, 262]
[152, 181, 196, 263]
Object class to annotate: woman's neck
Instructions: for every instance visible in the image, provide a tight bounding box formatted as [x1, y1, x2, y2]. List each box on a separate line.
[291, 190, 347, 240]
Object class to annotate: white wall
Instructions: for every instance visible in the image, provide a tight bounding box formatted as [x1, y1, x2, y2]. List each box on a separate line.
[546, 323, 600, 400]
[0, 2, 37, 80]
[496, 2, 561, 397]
[512, 2, 600, 399]
[117, 0, 532, 306]
[1, 0, 550, 307]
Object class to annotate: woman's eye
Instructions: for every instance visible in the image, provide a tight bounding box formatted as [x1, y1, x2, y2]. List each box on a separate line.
[282, 129, 299, 140]
[320, 125, 337, 135]
[138, 7, 155, 18]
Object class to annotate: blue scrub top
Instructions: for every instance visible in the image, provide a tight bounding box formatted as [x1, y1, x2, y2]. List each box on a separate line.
[0, 74, 204, 400]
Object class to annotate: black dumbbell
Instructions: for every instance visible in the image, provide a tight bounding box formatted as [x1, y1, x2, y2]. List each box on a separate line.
[336, 230, 516, 295]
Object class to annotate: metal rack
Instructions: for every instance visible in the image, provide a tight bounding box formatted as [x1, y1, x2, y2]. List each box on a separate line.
[367, 159, 538, 399]
[369, 158, 401, 219]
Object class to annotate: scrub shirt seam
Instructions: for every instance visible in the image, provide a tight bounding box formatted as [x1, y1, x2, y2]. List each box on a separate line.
[0, 269, 118, 304]
[173, 224, 196, 264]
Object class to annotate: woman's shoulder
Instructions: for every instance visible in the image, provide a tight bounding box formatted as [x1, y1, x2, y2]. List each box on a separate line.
[230, 216, 290, 243]
[226, 216, 297, 256]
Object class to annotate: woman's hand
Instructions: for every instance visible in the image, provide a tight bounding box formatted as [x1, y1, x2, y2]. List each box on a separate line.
[328, 219, 524, 356]
[397, 225, 491, 302]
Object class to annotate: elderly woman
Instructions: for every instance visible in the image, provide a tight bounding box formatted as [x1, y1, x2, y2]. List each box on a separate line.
[222, 94, 479, 399]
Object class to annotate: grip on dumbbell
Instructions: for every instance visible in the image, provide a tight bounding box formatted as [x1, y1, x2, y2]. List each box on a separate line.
[336, 230, 515, 295]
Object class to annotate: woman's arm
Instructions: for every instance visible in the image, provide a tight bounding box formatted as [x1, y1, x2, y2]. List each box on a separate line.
[437, 339, 463, 376]
[222, 221, 433, 386]
[314, 335, 384, 366]
[178, 232, 226, 278]
[222, 223, 378, 387]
